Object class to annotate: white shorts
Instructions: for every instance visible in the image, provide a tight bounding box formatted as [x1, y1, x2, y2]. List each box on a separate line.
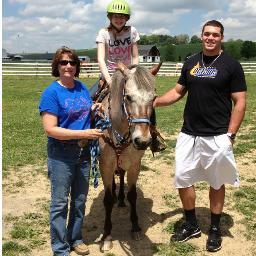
[174, 132, 239, 190]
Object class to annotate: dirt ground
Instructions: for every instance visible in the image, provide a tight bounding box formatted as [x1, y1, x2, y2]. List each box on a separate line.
[2, 149, 256, 256]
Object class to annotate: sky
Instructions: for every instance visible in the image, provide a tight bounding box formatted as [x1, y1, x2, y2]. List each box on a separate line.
[2, 0, 256, 54]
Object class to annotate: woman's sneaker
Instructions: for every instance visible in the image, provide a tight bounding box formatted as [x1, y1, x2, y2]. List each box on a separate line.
[171, 222, 201, 242]
[73, 243, 90, 255]
[206, 226, 222, 252]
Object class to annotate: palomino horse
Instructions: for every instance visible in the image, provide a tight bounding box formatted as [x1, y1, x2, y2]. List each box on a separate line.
[98, 62, 161, 251]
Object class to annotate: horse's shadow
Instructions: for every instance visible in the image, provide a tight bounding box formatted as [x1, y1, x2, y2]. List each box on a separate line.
[82, 186, 182, 256]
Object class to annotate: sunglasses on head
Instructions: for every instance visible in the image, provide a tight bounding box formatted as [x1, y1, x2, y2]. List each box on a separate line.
[59, 60, 77, 66]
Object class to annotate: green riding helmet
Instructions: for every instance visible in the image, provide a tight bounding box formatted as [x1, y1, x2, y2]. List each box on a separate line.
[107, 0, 131, 16]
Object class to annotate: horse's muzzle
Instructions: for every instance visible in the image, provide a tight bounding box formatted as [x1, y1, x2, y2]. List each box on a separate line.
[133, 137, 152, 150]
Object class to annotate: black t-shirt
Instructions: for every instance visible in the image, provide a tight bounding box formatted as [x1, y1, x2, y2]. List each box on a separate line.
[178, 51, 247, 136]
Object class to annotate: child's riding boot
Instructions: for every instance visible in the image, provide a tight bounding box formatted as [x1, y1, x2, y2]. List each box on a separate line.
[150, 110, 166, 153]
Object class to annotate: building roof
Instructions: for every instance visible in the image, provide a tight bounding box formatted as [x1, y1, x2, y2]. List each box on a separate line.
[138, 45, 160, 56]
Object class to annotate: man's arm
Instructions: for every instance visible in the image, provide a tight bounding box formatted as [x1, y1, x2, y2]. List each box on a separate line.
[228, 91, 246, 134]
[154, 83, 187, 107]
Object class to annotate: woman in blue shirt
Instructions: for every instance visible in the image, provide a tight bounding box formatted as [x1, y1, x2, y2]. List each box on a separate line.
[39, 47, 103, 256]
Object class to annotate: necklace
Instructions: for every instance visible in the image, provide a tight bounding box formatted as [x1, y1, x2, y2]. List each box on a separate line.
[201, 52, 222, 69]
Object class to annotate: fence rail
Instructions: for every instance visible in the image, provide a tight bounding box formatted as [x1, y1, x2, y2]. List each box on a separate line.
[2, 61, 256, 77]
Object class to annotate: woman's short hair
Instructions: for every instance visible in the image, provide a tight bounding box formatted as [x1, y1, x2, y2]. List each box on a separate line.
[51, 46, 80, 77]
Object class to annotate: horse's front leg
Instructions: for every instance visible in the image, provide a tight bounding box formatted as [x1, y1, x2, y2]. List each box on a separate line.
[118, 168, 126, 207]
[99, 164, 115, 252]
[127, 168, 143, 240]
[112, 175, 117, 204]
[99, 184, 115, 252]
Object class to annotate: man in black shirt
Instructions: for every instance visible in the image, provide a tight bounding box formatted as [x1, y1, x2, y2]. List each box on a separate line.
[154, 20, 246, 252]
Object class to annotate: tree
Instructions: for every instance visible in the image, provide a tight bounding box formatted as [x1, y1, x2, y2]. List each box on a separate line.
[225, 43, 241, 60]
[161, 44, 176, 61]
[228, 38, 243, 44]
[190, 35, 201, 44]
[174, 34, 189, 45]
[139, 35, 149, 45]
[241, 41, 256, 59]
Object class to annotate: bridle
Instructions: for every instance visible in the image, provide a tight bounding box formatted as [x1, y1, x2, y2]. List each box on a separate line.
[122, 87, 152, 126]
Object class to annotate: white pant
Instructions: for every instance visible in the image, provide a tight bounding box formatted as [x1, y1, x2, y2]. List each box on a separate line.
[174, 132, 239, 190]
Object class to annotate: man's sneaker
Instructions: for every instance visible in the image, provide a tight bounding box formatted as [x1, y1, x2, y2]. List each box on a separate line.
[206, 226, 222, 252]
[171, 222, 201, 242]
[73, 243, 90, 255]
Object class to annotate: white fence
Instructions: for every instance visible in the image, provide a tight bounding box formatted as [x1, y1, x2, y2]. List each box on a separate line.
[2, 61, 256, 77]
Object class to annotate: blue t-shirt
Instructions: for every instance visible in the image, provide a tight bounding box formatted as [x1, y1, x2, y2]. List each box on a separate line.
[39, 80, 92, 138]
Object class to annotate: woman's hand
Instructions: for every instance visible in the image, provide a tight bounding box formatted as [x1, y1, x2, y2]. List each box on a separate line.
[83, 129, 103, 140]
[78, 128, 104, 147]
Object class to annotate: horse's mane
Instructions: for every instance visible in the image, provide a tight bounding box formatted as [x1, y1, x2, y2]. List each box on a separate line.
[111, 65, 155, 99]
[110, 70, 126, 100]
[131, 65, 155, 91]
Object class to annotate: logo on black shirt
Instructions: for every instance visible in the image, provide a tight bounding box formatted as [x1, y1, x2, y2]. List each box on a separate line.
[190, 62, 218, 78]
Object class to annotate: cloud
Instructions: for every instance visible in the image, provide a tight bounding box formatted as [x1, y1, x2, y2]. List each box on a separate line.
[150, 28, 171, 35]
[228, 0, 256, 17]
[131, 0, 224, 12]
[3, 0, 256, 53]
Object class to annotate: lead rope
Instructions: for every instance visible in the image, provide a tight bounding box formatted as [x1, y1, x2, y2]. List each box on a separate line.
[90, 111, 111, 188]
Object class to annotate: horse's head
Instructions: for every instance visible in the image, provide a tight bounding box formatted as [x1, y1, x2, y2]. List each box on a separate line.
[112, 62, 161, 150]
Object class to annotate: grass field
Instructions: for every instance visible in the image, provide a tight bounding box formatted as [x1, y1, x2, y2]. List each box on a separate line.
[2, 75, 256, 255]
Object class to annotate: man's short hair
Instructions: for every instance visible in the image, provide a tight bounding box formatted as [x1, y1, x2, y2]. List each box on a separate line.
[202, 20, 224, 36]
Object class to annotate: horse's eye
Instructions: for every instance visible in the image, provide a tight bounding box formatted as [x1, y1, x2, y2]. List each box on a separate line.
[125, 95, 132, 102]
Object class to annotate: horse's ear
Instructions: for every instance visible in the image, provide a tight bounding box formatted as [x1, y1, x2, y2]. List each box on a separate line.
[150, 61, 163, 76]
[117, 62, 130, 78]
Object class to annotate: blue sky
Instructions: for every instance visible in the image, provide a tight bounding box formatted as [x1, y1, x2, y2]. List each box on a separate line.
[2, 0, 256, 53]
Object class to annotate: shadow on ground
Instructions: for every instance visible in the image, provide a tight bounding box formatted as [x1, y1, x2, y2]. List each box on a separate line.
[82, 186, 182, 256]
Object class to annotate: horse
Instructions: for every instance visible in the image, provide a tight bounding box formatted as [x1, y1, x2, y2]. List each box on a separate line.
[97, 62, 162, 252]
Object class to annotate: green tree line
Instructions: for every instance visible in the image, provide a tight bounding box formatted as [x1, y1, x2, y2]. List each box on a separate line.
[139, 34, 256, 62]
[17, 35, 256, 63]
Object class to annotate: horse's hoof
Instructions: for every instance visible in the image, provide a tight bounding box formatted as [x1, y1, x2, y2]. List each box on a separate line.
[131, 231, 143, 241]
[100, 235, 113, 252]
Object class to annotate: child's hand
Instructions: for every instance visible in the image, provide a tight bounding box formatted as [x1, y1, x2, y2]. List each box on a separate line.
[91, 103, 104, 113]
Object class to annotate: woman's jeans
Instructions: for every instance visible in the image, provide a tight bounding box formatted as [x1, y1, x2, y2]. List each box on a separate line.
[47, 140, 91, 256]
